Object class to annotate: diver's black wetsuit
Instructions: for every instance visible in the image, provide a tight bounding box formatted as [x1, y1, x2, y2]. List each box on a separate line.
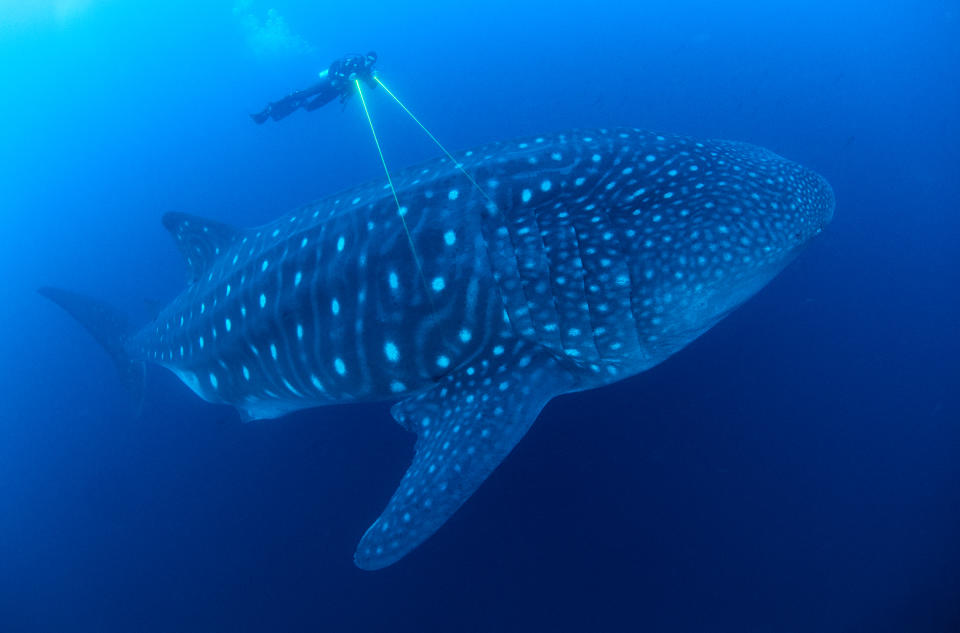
[251, 52, 378, 124]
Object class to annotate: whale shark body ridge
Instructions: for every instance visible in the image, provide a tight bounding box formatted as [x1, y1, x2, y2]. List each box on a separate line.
[41, 127, 834, 569]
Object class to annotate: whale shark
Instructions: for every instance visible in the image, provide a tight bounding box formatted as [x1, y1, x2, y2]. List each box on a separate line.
[41, 128, 834, 570]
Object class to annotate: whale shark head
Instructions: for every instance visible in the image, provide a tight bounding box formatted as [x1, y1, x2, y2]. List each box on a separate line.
[601, 135, 836, 361]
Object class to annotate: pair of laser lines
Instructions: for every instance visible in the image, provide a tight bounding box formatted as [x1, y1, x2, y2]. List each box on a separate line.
[355, 77, 496, 312]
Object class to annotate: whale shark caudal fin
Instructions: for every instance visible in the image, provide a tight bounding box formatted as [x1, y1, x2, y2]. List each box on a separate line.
[354, 340, 575, 570]
[161, 212, 245, 284]
[38, 286, 145, 414]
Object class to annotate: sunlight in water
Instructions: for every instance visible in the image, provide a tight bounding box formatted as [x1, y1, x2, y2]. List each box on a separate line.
[0, 0, 97, 26]
[232, 0, 313, 58]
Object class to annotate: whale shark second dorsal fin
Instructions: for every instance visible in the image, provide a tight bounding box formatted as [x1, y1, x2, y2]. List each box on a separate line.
[161, 212, 245, 284]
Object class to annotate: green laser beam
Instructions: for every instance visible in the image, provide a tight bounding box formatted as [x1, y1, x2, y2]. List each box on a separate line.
[374, 76, 497, 209]
[355, 79, 435, 311]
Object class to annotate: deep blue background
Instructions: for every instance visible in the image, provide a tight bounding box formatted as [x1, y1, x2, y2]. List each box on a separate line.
[1, 1, 958, 631]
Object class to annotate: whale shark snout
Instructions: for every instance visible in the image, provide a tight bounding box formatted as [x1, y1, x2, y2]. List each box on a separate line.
[816, 170, 836, 228]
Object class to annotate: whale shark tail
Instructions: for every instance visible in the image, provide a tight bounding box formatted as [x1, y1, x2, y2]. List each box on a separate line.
[38, 286, 146, 415]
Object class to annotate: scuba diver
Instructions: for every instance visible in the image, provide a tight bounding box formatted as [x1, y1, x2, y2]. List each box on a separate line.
[250, 51, 378, 124]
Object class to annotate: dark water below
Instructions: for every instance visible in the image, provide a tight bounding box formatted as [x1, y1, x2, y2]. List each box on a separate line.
[0, 1, 957, 631]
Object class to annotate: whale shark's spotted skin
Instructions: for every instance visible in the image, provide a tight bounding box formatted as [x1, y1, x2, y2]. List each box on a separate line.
[45, 128, 834, 570]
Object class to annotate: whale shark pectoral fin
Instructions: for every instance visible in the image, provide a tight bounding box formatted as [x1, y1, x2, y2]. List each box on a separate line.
[354, 341, 574, 570]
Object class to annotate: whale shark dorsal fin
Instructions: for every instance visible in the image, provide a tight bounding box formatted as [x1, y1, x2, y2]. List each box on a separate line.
[161, 212, 245, 283]
[354, 340, 575, 570]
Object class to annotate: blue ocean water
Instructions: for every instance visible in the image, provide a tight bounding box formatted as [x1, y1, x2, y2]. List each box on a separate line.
[1, 0, 957, 630]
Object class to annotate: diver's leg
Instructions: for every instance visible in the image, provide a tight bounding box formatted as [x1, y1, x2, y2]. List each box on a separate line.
[303, 81, 341, 111]
[250, 108, 271, 124]
[249, 79, 334, 124]
[304, 93, 338, 111]
[267, 92, 309, 121]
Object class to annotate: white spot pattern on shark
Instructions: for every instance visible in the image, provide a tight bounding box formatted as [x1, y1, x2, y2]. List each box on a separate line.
[40, 128, 834, 572]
